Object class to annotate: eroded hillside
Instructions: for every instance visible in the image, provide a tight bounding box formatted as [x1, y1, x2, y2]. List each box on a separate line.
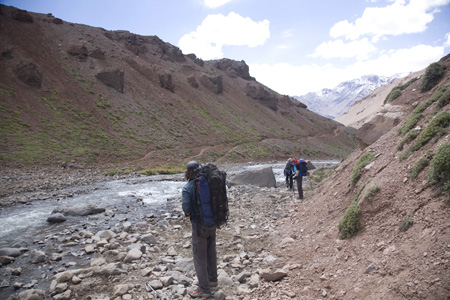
[0, 5, 357, 169]
[251, 56, 450, 299]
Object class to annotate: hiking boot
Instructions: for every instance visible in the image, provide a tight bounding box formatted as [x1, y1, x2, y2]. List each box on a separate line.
[209, 281, 218, 287]
[188, 288, 211, 298]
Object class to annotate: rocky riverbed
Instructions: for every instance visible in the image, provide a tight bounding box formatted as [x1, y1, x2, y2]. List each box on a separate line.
[0, 164, 313, 300]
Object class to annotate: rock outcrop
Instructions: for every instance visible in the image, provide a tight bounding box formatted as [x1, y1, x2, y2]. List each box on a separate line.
[96, 69, 124, 93]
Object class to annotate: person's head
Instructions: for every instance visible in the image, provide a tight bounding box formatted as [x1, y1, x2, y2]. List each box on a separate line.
[185, 160, 199, 181]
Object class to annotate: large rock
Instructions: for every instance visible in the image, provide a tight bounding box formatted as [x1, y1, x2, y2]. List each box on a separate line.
[47, 213, 67, 223]
[199, 74, 223, 94]
[16, 61, 42, 88]
[246, 83, 278, 111]
[159, 71, 174, 92]
[67, 44, 88, 60]
[96, 69, 124, 93]
[52, 204, 105, 216]
[11, 9, 33, 23]
[16, 289, 45, 300]
[228, 166, 276, 188]
[214, 59, 254, 80]
[358, 111, 402, 149]
[0, 248, 22, 257]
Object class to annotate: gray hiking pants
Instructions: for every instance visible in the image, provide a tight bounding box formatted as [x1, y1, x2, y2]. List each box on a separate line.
[191, 222, 218, 293]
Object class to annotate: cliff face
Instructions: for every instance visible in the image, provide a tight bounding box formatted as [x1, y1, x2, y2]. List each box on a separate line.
[0, 5, 357, 168]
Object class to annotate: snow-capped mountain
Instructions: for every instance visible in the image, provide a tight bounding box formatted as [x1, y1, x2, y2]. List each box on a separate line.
[294, 74, 405, 119]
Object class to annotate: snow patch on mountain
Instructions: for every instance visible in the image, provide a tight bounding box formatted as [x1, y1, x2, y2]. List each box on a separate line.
[293, 74, 406, 119]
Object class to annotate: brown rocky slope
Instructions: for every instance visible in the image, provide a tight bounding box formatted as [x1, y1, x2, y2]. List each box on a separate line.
[0, 5, 356, 170]
[250, 56, 450, 299]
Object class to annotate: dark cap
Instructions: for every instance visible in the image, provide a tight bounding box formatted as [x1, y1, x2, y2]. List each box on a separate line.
[186, 160, 199, 170]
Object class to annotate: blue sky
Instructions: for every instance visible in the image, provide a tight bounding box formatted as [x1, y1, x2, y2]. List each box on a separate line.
[2, 0, 449, 95]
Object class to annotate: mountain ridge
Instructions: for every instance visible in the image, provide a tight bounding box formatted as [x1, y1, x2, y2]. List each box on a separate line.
[0, 5, 357, 169]
[294, 74, 405, 119]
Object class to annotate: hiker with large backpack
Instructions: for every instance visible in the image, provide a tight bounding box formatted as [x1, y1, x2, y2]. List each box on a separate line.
[284, 158, 299, 190]
[181, 161, 229, 298]
[293, 158, 308, 199]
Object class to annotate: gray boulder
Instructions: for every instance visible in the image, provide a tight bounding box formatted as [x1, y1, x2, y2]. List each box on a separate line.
[228, 166, 276, 188]
[96, 69, 124, 93]
[52, 204, 105, 216]
[47, 213, 67, 223]
[0, 248, 22, 257]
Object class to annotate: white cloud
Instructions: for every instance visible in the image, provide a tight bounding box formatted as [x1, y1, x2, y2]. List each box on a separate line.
[444, 33, 450, 48]
[203, 0, 232, 8]
[330, 0, 450, 40]
[178, 12, 270, 60]
[250, 44, 444, 96]
[310, 38, 377, 60]
[281, 29, 294, 38]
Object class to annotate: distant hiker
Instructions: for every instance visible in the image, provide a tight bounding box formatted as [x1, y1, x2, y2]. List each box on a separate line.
[293, 158, 308, 199]
[284, 158, 299, 190]
[182, 160, 219, 298]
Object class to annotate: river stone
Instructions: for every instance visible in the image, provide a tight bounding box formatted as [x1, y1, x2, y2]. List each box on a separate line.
[142, 233, 157, 245]
[0, 247, 22, 257]
[52, 204, 105, 216]
[113, 284, 129, 296]
[260, 269, 287, 281]
[228, 166, 276, 188]
[17, 288, 45, 300]
[47, 213, 67, 223]
[95, 230, 117, 240]
[123, 248, 142, 263]
[29, 249, 46, 264]
[53, 289, 71, 300]
[147, 279, 163, 290]
[0, 256, 14, 264]
[90, 257, 106, 267]
[97, 263, 127, 276]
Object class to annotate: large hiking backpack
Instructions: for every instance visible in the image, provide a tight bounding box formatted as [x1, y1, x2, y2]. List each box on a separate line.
[299, 161, 308, 176]
[193, 163, 229, 228]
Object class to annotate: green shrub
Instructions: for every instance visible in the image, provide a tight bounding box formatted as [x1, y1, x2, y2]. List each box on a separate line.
[385, 78, 419, 104]
[420, 62, 445, 92]
[384, 87, 402, 104]
[338, 201, 361, 239]
[398, 85, 449, 136]
[350, 152, 375, 186]
[399, 213, 414, 231]
[363, 185, 381, 202]
[411, 157, 430, 179]
[436, 88, 450, 109]
[140, 165, 184, 176]
[397, 129, 419, 150]
[428, 140, 450, 185]
[401, 111, 450, 160]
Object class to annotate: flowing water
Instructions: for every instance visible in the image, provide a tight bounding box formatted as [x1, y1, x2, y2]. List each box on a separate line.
[0, 161, 339, 248]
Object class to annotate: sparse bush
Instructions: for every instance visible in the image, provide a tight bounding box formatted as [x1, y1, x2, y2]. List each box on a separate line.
[436, 88, 450, 109]
[398, 85, 449, 136]
[363, 185, 381, 202]
[338, 201, 361, 239]
[401, 111, 450, 160]
[400, 213, 414, 231]
[397, 129, 419, 150]
[384, 78, 419, 104]
[411, 157, 430, 179]
[351, 152, 375, 186]
[428, 140, 450, 185]
[140, 165, 184, 176]
[384, 87, 402, 104]
[420, 62, 445, 92]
